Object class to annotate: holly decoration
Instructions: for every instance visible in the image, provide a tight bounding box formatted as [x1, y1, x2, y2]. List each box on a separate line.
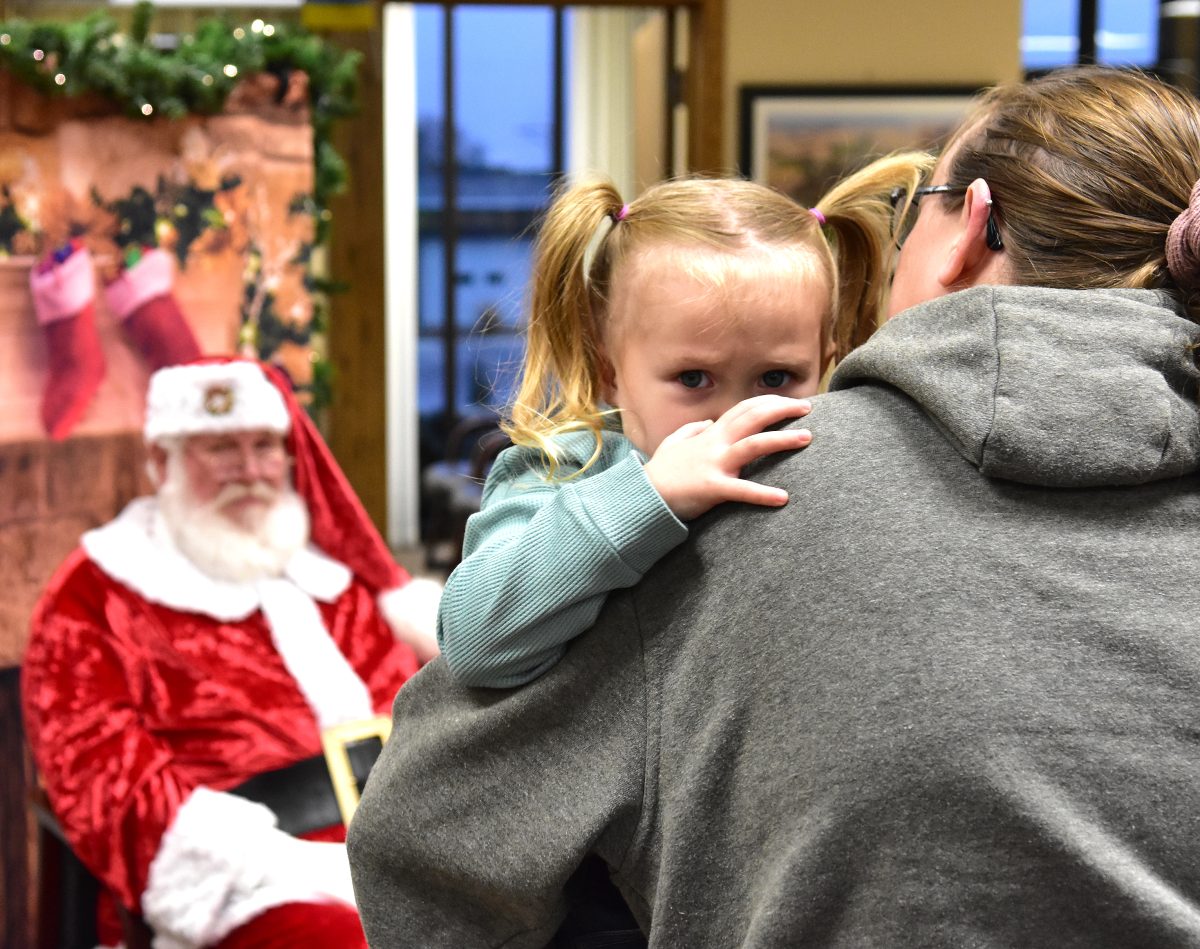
[90, 174, 242, 265]
[0, 185, 35, 255]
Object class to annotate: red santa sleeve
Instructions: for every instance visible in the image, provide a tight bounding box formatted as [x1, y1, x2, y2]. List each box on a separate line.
[22, 550, 195, 910]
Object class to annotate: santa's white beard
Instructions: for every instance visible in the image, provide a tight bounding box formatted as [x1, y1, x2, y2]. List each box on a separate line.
[158, 454, 310, 583]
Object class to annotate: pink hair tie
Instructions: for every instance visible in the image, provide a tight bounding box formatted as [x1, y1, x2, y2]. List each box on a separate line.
[614, 204, 630, 223]
[810, 208, 826, 226]
[1167, 179, 1200, 290]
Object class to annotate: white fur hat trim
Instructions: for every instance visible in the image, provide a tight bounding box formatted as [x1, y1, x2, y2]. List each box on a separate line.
[144, 362, 290, 442]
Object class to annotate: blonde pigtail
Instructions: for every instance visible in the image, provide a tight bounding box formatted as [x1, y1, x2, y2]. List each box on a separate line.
[815, 151, 934, 361]
[505, 178, 625, 477]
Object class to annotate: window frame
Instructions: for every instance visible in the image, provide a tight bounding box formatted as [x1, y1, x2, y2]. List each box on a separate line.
[327, 0, 725, 547]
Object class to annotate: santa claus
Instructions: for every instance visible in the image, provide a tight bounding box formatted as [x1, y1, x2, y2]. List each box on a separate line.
[22, 358, 442, 948]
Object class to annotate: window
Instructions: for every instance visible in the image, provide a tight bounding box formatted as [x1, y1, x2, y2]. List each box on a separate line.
[1022, 0, 1159, 72]
[381, 1, 715, 550]
[414, 4, 566, 475]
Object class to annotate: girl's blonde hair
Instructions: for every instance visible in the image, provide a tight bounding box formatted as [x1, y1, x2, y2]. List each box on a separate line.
[507, 155, 932, 471]
[939, 66, 1200, 316]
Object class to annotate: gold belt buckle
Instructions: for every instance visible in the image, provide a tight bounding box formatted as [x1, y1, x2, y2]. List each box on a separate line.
[320, 714, 392, 826]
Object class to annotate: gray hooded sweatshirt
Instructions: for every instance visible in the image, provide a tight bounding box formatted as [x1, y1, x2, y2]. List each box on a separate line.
[349, 286, 1200, 948]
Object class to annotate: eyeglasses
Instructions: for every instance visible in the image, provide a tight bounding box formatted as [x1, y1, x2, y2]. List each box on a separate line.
[889, 184, 1004, 251]
[889, 185, 968, 247]
[185, 437, 290, 478]
[890, 184, 969, 209]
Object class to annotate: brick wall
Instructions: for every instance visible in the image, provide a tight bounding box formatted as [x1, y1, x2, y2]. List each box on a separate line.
[0, 433, 151, 666]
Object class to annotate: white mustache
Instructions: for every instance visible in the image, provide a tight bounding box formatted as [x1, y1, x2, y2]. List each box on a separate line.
[210, 481, 278, 509]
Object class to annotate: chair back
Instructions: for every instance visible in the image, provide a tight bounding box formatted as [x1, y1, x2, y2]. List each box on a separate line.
[31, 790, 152, 949]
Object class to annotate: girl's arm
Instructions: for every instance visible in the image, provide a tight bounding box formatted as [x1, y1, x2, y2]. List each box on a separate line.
[436, 431, 686, 688]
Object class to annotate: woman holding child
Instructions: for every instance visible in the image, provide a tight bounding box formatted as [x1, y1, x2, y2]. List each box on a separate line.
[351, 66, 1200, 948]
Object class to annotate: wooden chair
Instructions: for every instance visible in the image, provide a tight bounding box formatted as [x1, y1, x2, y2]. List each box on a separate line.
[31, 789, 152, 949]
[422, 413, 511, 572]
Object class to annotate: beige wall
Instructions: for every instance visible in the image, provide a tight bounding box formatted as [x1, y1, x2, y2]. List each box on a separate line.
[722, 0, 1024, 169]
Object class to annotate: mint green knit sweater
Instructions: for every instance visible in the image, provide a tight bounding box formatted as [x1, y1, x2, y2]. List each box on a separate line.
[436, 429, 687, 687]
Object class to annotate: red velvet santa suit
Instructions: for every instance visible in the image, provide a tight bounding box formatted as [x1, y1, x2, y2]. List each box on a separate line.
[23, 496, 424, 948]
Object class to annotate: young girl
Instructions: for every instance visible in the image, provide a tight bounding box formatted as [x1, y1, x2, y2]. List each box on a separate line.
[438, 154, 932, 688]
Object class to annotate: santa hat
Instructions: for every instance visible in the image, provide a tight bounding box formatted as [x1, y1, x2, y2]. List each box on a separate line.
[144, 357, 441, 661]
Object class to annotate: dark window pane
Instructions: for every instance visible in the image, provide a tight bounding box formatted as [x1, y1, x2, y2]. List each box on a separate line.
[459, 333, 526, 413]
[419, 336, 447, 416]
[453, 233, 534, 334]
[416, 4, 563, 469]
[418, 236, 444, 334]
[415, 9, 445, 121]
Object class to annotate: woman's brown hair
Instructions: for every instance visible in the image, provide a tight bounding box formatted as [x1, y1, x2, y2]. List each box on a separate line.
[941, 66, 1200, 317]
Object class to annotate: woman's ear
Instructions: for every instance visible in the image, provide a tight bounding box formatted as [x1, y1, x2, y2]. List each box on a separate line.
[936, 179, 1005, 291]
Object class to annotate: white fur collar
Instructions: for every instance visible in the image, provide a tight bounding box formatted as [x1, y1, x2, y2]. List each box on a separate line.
[83, 497, 353, 621]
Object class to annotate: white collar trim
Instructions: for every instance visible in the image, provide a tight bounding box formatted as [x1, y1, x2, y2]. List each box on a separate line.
[83, 497, 353, 621]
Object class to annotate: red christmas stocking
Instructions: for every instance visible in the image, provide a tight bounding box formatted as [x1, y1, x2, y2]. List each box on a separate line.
[104, 247, 202, 370]
[30, 242, 105, 440]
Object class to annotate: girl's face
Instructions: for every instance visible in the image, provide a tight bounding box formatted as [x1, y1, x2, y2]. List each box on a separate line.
[602, 246, 833, 456]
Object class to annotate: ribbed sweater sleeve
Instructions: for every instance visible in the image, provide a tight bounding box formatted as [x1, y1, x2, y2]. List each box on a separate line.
[436, 430, 686, 688]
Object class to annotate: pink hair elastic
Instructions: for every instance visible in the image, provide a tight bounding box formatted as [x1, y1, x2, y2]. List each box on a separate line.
[1167, 178, 1200, 290]
[810, 208, 826, 225]
[615, 204, 629, 222]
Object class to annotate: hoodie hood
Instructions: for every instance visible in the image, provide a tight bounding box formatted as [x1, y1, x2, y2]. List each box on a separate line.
[831, 286, 1200, 487]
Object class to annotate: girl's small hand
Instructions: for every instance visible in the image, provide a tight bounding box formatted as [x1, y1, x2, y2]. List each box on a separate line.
[643, 395, 813, 521]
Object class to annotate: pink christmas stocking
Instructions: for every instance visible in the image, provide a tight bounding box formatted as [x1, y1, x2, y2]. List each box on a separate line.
[30, 242, 105, 440]
[104, 248, 201, 370]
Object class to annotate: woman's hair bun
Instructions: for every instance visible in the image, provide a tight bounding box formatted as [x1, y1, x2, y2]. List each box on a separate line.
[1167, 179, 1200, 290]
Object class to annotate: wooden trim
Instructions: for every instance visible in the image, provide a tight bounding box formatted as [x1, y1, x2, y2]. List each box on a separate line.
[326, 26, 389, 534]
[687, 0, 725, 172]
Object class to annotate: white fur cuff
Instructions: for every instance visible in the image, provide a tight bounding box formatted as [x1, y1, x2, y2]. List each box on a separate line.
[379, 577, 443, 663]
[142, 787, 357, 949]
[142, 788, 278, 949]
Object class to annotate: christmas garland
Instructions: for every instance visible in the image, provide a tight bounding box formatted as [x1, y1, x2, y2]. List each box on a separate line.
[0, 1, 359, 410]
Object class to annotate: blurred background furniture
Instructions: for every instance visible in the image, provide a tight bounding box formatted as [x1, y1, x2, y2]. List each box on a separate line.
[31, 787, 152, 949]
[421, 412, 511, 574]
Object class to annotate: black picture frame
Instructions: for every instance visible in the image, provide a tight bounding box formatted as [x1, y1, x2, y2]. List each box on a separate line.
[738, 84, 983, 208]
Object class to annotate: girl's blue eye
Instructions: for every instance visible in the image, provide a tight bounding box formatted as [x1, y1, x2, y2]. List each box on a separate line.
[679, 370, 709, 389]
[761, 369, 792, 388]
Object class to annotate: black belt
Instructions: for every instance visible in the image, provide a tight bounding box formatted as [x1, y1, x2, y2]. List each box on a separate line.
[230, 721, 388, 836]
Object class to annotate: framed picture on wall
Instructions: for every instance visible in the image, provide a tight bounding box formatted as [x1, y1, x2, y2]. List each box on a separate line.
[738, 85, 983, 208]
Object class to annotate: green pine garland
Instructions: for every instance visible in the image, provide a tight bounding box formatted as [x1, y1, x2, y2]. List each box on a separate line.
[0, 0, 360, 410]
